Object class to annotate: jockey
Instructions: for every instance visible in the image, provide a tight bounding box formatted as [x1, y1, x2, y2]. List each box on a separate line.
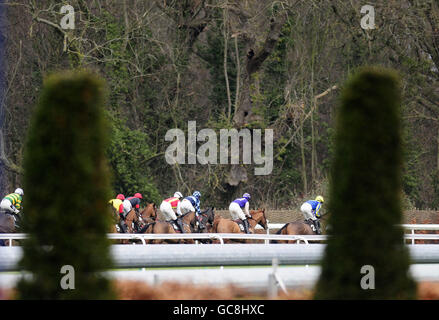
[300, 196, 324, 234]
[180, 191, 204, 230]
[109, 194, 127, 232]
[127, 193, 143, 213]
[229, 193, 251, 234]
[109, 194, 125, 217]
[159, 191, 185, 233]
[0, 188, 24, 215]
[122, 198, 133, 218]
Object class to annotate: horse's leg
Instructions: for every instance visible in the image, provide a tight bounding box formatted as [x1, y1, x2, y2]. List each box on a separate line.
[231, 222, 247, 243]
[152, 224, 163, 244]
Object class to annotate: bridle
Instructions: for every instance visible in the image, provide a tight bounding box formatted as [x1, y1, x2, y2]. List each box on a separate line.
[249, 210, 268, 230]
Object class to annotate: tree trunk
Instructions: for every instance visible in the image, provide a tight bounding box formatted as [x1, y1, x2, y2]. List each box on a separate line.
[233, 14, 287, 127]
[300, 125, 307, 193]
[223, 8, 232, 120]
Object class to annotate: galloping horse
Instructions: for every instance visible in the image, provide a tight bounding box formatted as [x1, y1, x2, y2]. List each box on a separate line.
[142, 207, 215, 244]
[139, 203, 157, 223]
[142, 211, 196, 244]
[111, 203, 157, 244]
[273, 220, 317, 243]
[135, 203, 158, 232]
[113, 202, 157, 234]
[212, 209, 268, 243]
[0, 212, 17, 246]
[199, 207, 215, 232]
[119, 209, 141, 234]
[196, 207, 215, 243]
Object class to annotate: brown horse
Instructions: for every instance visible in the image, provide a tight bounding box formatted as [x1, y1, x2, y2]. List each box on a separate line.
[142, 210, 200, 244]
[273, 220, 316, 243]
[212, 209, 268, 243]
[113, 203, 157, 234]
[134, 203, 158, 233]
[0, 212, 17, 246]
[138, 203, 157, 224]
[199, 207, 215, 231]
[113, 208, 151, 244]
[194, 207, 215, 243]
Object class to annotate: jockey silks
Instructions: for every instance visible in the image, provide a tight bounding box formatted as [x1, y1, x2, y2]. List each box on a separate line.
[184, 196, 200, 214]
[305, 200, 322, 217]
[3, 193, 22, 210]
[233, 197, 248, 208]
[127, 196, 141, 209]
[164, 197, 180, 209]
[109, 198, 124, 213]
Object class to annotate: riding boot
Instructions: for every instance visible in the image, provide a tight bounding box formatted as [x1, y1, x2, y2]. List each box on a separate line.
[305, 219, 316, 233]
[313, 220, 321, 235]
[316, 220, 322, 234]
[197, 214, 206, 230]
[243, 219, 251, 234]
[175, 219, 185, 233]
[119, 220, 128, 233]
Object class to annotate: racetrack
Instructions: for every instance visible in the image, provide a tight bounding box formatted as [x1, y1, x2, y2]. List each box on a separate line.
[2, 264, 439, 294]
[2, 244, 439, 270]
[2, 243, 439, 296]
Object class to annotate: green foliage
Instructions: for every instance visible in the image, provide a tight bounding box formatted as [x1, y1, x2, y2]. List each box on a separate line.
[196, 10, 238, 113]
[314, 67, 416, 299]
[17, 71, 115, 299]
[5, 2, 439, 209]
[256, 18, 294, 124]
[107, 115, 161, 205]
[430, 171, 439, 210]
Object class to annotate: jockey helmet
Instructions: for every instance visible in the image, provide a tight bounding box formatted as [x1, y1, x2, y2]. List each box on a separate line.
[134, 193, 143, 199]
[15, 188, 24, 196]
[174, 191, 183, 199]
[193, 191, 201, 199]
[315, 195, 324, 203]
[243, 193, 251, 200]
[116, 194, 125, 200]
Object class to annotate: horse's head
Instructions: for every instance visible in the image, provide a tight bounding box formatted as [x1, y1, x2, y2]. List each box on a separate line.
[199, 207, 215, 225]
[205, 207, 215, 224]
[251, 208, 268, 230]
[141, 203, 157, 221]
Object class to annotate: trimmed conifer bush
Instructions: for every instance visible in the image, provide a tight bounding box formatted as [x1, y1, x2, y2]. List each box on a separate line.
[17, 71, 115, 299]
[314, 67, 416, 299]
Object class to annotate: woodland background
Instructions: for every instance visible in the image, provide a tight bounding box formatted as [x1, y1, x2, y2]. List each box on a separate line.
[0, 0, 438, 209]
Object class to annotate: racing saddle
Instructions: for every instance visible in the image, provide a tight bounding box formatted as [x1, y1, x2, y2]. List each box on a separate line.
[233, 219, 252, 234]
[304, 219, 321, 235]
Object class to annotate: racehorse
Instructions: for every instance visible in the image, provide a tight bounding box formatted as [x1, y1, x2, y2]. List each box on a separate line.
[141, 207, 215, 244]
[273, 220, 317, 243]
[114, 203, 157, 235]
[196, 207, 215, 243]
[199, 207, 215, 232]
[0, 212, 16, 246]
[141, 211, 196, 244]
[212, 209, 268, 243]
[138, 203, 157, 223]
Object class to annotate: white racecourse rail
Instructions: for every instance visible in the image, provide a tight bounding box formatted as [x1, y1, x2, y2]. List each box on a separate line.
[1, 224, 439, 246]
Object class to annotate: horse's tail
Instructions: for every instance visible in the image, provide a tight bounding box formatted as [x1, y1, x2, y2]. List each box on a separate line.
[139, 221, 155, 233]
[276, 223, 289, 234]
[272, 223, 289, 244]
